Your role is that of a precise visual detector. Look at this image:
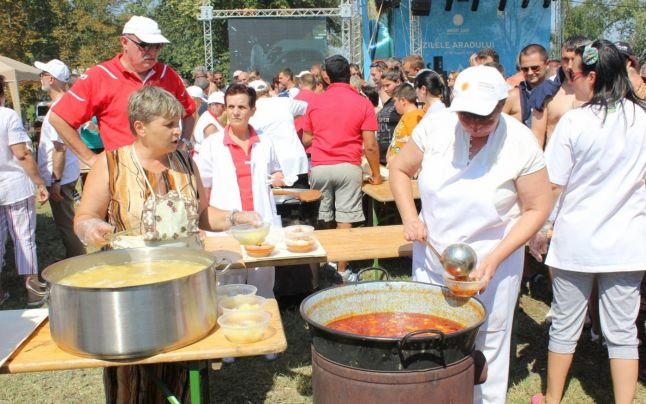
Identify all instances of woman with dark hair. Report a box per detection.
[376,67,403,163]
[414,69,450,116]
[531,39,646,404]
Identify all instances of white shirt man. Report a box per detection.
[248,80,308,179]
[35,59,85,258]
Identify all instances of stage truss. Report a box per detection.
[200,1,363,70]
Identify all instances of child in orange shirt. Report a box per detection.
[386,84,425,166]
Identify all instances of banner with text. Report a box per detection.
[388,1,552,76]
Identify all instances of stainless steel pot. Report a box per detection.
[40,247,230,359]
[300,271,487,371]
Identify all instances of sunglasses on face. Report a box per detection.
[370,61,387,69]
[125,36,164,52]
[520,65,542,73]
[457,110,498,124]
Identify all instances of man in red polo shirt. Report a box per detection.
[49,16,195,168]
[302,55,382,280]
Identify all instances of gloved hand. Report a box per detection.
[528,222,552,263]
[75,218,114,248]
[231,210,263,227]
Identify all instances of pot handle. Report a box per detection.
[25,280,50,305]
[356,266,390,282]
[212,257,233,278]
[397,328,446,368]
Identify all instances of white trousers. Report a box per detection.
[0,197,38,276]
[416,243,522,404]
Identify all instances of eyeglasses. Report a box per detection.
[567,70,586,82]
[457,110,499,124]
[370,61,387,69]
[125,36,164,52]
[520,65,543,73]
[39,72,51,78]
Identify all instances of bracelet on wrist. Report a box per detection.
[227,209,239,227]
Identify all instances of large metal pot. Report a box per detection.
[41,247,229,359]
[300,276,487,371]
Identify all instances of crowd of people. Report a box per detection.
[0,13,644,404]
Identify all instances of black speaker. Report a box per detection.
[445,0,453,11]
[471,0,479,11]
[543,0,551,7]
[411,0,431,16]
[433,56,444,74]
[521,0,530,8]
[498,0,507,11]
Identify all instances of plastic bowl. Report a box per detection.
[230,222,270,245]
[285,236,316,253]
[244,242,275,258]
[217,311,271,344]
[443,274,486,298]
[219,295,268,316]
[217,283,257,298]
[283,225,315,241]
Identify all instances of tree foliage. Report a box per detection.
[563,0,646,59]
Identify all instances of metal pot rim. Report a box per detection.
[42,246,218,291]
[300,280,486,342]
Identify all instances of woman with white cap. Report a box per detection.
[390,65,553,403]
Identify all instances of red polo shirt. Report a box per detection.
[52,54,195,151]
[302,82,377,167]
[223,125,260,211]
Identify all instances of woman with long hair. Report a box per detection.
[414,69,450,116]
[532,39,646,404]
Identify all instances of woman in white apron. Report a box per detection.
[390,66,553,404]
[74,87,261,403]
[197,84,284,298]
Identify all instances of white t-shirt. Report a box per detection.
[412,110,545,233]
[545,100,646,272]
[37,100,80,186]
[0,107,35,205]
[250,97,308,178]
[193,110,223,150]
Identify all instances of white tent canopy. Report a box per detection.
[0,55,41,118]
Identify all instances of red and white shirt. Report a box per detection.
[52,54,195,151]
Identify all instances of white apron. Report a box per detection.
[412,128,523,404]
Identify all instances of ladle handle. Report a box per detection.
[423,239,442,261]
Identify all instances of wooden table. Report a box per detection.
[1,300,286,403]
[203,225,413,267]
[362,179,419,204]
[361,181,419,266]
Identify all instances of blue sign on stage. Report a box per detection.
[375,1,552,76]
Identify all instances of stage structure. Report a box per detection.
[375,0,555,76]
[199,0,558,79]
[202,1,364,78]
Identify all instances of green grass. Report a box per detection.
[0,205,644,403]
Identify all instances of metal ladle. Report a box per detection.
[424,240,477,279]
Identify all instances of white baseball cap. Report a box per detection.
[122,16,170,44]
[34,59,70,83]
[449,65,508,116]
[186,86,207,102]
[232,70,243,78]
[296,70,311,78]
[207,91,225,105]
[248,80,269,93]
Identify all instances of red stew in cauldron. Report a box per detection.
[326,312,464,338]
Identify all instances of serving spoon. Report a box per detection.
[424,239,477,279]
